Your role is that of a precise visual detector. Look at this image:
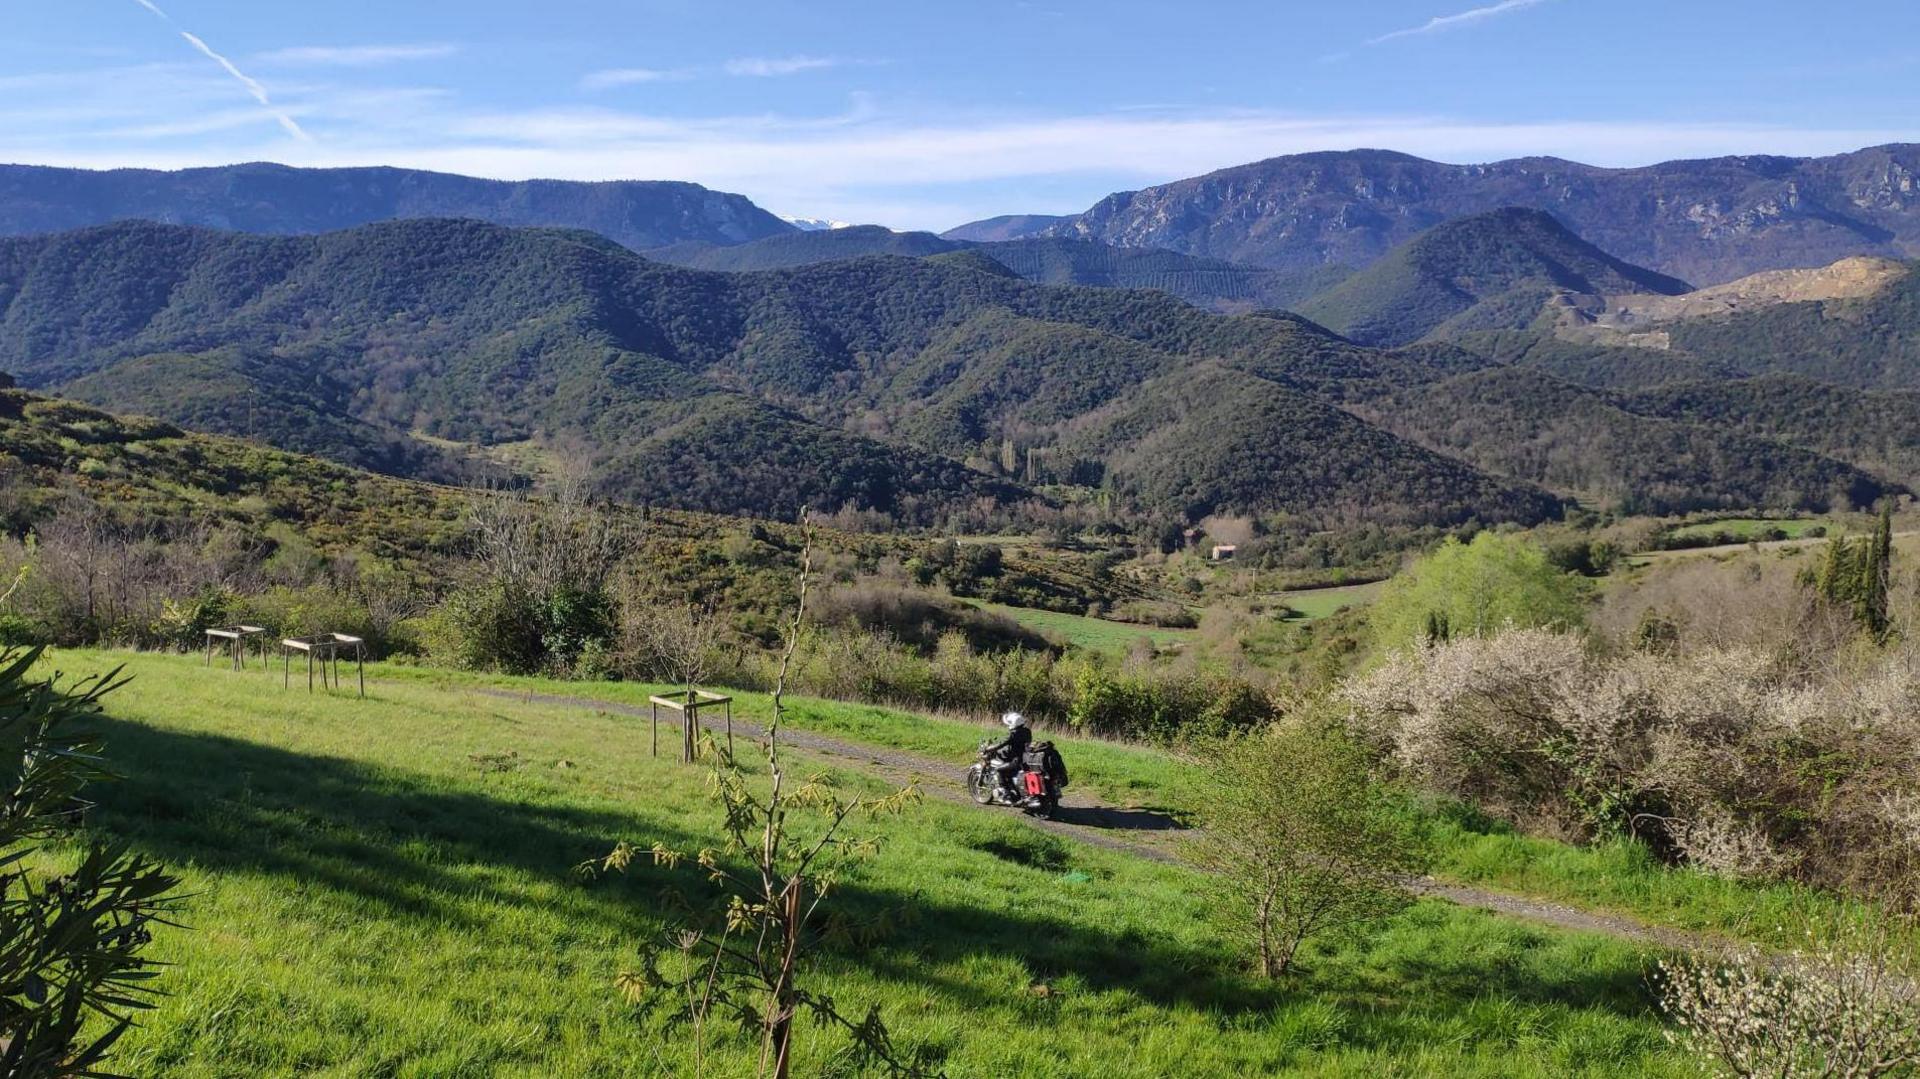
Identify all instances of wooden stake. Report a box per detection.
[682,691,696,764]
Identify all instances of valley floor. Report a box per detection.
[30,649,1848,1076]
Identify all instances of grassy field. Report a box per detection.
[376,663,1871,948]
[1665,516,1829,542]
[30,648,1708,1077]
[972,601,1196,655]
[379,663,1182,811]
[1277,582,1385,622]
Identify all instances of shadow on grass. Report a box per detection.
[83,717,1659,1032]
[1053,803,1186,832]
[85,716,703,928]
[808,881,1660,1026]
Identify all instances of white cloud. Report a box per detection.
[723,55,837,77]
[255,43,460,67]
[1369,0,1556,45]
[56,112,1920,230]
[580,67,694,91]
[9,52,1915,231]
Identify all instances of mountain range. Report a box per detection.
[0,162,798,251]
[1293,208,1691,347]
[997,144,1920,286]
[4,148,1920,529]
[0,217,1586,527]
[13,147,1920,293]
[0,214,1909,529]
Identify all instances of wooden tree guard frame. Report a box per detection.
[280,633,366,697]
[648,689,733,762]
[204,625,268,670]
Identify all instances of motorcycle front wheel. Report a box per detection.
[965,765,994,805]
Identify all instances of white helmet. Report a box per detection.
[1001,711,1026,730]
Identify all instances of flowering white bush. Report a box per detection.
[1339,627,1920,888]
[1674,808,1796,881]
[1657,932,1920,1078]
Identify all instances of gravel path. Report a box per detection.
[472,684,1709,952]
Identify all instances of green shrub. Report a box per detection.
[0,647,184,1076]
[1369,532,1588,650]
[420,580,550,675]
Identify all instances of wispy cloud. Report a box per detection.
[8,54,1914,232]
[724,55,837,78]
[580,67,694,91]
[255,43,459,67]
[128,110,1914,229]
[1368,0,1556,45]
[125,0,309,140]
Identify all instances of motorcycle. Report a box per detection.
[965,738,1068,819]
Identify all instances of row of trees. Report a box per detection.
[1809,504,1896,640]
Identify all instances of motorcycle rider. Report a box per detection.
[984,711,1032,797]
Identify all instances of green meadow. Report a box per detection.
[1276,582,1386,622]
[22,648,1724,1077]
[1664,516,1830,542]
[970,601,1197,655]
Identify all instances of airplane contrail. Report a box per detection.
[1369,0,1556,45]
[127,0,310,140]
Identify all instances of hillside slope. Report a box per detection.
[939,213,1070,241]
[1045,144,1920,284]
[1355,366,1899,514]
[1625,374,1920,487]
[1647,258,1920,390]
[1510,254,1920,392]
[0,386,469,559]
[0,162,796,250]
[0,218,1555,527]
[1295,209,1689,347]
[647,228,1344,312]
[648,225,962,269]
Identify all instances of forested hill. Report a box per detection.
[1471,252,1920,393]
[648,226,965,270]
[1043,144,1920,285]
[5,216,1907,524]
[1655,258,1920,391]
[646,227,1345,312]
[0,162,797,250]
[1296,208,1691,347]
[939,214,1070,242]
[0,217,1563,528]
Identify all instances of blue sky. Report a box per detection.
[5,0,1919,230]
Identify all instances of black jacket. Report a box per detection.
[987,724,1032,763]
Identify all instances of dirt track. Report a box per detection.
[472,684,1708,952]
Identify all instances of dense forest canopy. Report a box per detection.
[1,213,1912,529]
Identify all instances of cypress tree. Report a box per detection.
[1814,531,1857,606]
[1858,504,1893,640]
